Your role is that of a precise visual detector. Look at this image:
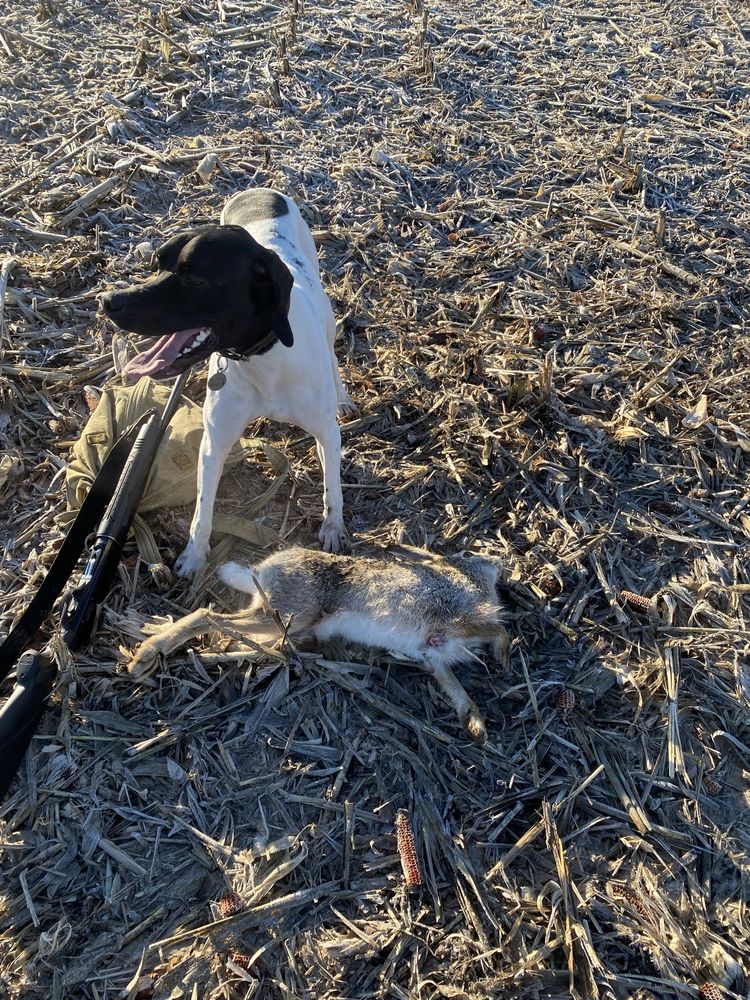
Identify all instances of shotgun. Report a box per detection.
[0,371,190,799]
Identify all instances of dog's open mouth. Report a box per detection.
[123,327,217,381]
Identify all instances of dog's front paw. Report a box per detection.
[174,542,209,578]
[319,518,346,553]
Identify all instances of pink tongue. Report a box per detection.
[123,328,201,380]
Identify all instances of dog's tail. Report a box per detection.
[218,561,259,594]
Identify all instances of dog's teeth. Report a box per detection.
[176,328,212,359]
[178,329,212,357]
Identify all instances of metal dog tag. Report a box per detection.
[207,355,228,391]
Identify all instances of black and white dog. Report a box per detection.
[100,189,355,575]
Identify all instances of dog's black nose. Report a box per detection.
[99,290,127,316]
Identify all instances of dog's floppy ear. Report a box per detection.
[252,253,294,348]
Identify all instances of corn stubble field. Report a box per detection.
[1,0,749,998]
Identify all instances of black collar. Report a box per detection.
[222,329,278,361]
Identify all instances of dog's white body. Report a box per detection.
[175,189,354,577]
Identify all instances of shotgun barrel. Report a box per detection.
[59,371,189,650]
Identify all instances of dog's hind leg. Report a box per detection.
[334,363,356,419]
[324,300,357,418]
[175,380,258,577]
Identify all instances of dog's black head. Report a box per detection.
[99,225,294,381]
